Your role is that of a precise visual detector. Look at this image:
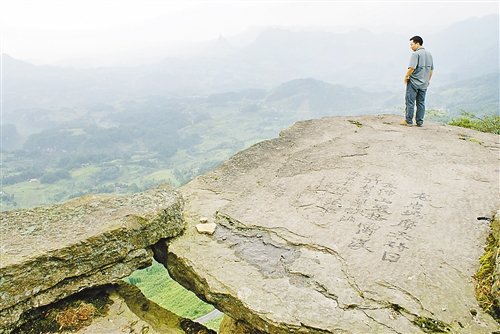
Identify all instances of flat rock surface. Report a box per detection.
[0,184,184,332]
[168,114,500,333]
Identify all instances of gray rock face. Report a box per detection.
[0,184,184,333]
[168,115,500,333]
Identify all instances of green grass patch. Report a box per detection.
[124,261,221,331]
[142,170,174,182]
[474,214,500,323]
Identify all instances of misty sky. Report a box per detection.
[1,0,498,65]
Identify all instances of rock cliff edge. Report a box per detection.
[168,114,500,333]
[1,114,499,333]
[0,184,185,333]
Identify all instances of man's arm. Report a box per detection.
[428,69,433,86]
[404,68,415,85]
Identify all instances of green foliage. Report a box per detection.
[0,192,16,206]
[24,130,86,152]
[413,316,450,333]
[266,78,378,113]
[152,141,178,160]
[424,109,450,123]
[57,153,114,170]
[240,103,260,113]
[93,167,122,183]
[2,167,45,185]
[474,232,500,322]
[1,123,24,151]
[179,133,202,149]
[396,106,500,135]
[40,170,71,184]
[124,261,220,330]
[448,110,500,134]
[432,72,499,116]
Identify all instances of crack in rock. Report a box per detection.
[212,211,456,333]
[213,214,299,279]
[213,212,361,307]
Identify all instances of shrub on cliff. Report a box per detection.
[449,110,500,134]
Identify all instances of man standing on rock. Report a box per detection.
[401,36,434,127]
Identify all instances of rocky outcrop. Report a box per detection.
[2,114,499,334]
[167,114,500,333]
[13,281,216,334]
[0,184,185,333]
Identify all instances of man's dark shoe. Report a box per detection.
[400,120,413,126]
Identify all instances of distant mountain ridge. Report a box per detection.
[265,78,379,114]
[2,14,498,113]
[199,34,240,58]
[432,71,499,115]
[430,14,499,81]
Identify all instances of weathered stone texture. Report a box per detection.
[168,114,500,333]
[0,184,185,333]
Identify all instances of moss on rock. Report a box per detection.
[474,211,500,323]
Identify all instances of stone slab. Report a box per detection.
[0,184,185,333]
[168,115,500,333]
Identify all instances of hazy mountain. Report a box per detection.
[2,14,498,116]
[432,71,499,115]
[265,78,383,116]
[233,15,498,90]
[1,124,24,151]
[2,54,138,113]
[198,35,240,58]
[430,14,499,82]
[239,27,402,76]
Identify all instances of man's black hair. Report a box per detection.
[410,36,424,46]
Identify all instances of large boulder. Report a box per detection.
[0,184,185,333]
[167,114,500,333]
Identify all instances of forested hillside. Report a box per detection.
[2,71,498,211]
[1,14,498,211]
[0,78,386,210]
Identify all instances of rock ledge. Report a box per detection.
[0,184,184,333]
[169,114,500,333]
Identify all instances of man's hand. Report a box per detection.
[404,68,415,85]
